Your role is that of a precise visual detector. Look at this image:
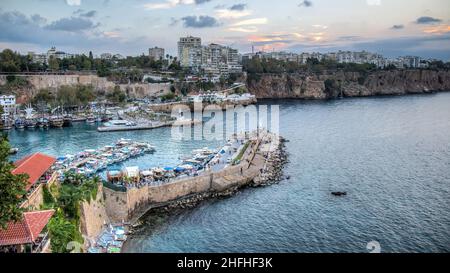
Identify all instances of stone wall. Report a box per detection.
[0,74,172,101]
[79,184,110,241]
[20,184,44,211]
[147,174,212,203]
[103,187,129,223]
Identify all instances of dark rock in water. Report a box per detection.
[331,192,347,197]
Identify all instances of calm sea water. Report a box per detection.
[8,93,450,253]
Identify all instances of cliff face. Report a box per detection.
[246,70,450,99]
[0,74,171,103]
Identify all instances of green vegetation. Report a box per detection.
[107,86,127,104]
[0,135,28,229]
[160,92,176,102]
[243,57,379,75]
[0,49,183,83]
[233,141,250,165]
[47,213,83,253]
[0,49,45,72]
[0,75,30,94]
[45,172,100,253]
[324,79,342,98]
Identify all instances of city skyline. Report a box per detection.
[0,0,449,60]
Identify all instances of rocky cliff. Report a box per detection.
[246,69,450,99]
[0,74,171,103]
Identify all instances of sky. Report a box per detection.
[0,0,449,60]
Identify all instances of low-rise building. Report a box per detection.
[13,153,58,210]
[0,210,55,253]
[0,95,17,116]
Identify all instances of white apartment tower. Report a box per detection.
[178,36,202,69]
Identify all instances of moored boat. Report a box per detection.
[63,115,73,127]
[37,117,49,128]
[86,116,96,124]
[49,116,64,128]
[25,119,37,129]
[15,119,25,130]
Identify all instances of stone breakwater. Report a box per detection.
[158,137,289,212]
[80,131,288,242]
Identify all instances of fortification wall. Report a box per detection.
[0,74,171,100]
[103,187,129,223]
[79,184,110,241]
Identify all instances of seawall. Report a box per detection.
[99,132,274,224]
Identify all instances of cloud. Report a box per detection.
[0,10,111,49]
[216,9,251,19]
[66,0,81,6]
[227,26,258,33]
[181,15,220,28]
[232,18,268,27]
[195,0,213,4]
[45,17,98,32]
[422,25,450,35]
[80,10,97,18]
[230,4,247,11]
[287,34,450,60]
[298,1,313,7]
[416,16,442,24]
[144,0,212,10]
[31,14,47,25]
[391,24,404,30]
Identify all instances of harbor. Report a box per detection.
[53,139,156,177]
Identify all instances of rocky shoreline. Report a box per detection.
[247,70,450,99]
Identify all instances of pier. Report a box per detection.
[97,122,171,132]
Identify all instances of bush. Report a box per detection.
[48,213,83,253]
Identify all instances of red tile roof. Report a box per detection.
[13,153,56,191]
[0,210,54,246]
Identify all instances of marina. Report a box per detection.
[53,139,156,177]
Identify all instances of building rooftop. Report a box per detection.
[0,210,54,246]
[13,153,56,191]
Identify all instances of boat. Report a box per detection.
[9,147,19,154]
[49,116,64,128]
[37,118,49,128]
[72,116,87,122]
[331,192,347,197]
[63,115,73,127]
[15,119,25,130]
[2,118,13,130]
[25,119,37,129]
[86,116,96,124]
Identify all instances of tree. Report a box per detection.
[48,56,60,71]
[48,213,82,253]
[0,49,20,72]
[107,86,126,104]
[0,135,28,229]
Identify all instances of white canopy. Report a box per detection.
[124,166,140,178]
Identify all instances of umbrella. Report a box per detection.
[164,167,174,171]
[175,167,186,172]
